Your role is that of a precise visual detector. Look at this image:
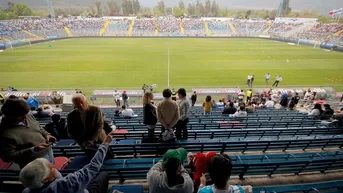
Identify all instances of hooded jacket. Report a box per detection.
[147,160,193,193]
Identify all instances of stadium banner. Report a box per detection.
[3,90,75,98]
[192,88,241,95]
[47,36,58,39]
[92,90,144,97]
[252,87,336,99]
[274,17,318,23]
[259,35,270,38]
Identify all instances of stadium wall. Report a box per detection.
[5,36,343,53]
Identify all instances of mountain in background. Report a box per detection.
[0,0,342,16]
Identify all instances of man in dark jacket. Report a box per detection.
[321,104,334,120]
[122,91,129,107]
[0,98,56,168]
[45,114,68,140]
[222,102,237,115]
[67,94,110,158]
[191,91,197,107]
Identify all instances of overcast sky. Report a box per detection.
[1,0,343,16]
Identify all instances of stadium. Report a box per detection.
[1,0,343,193]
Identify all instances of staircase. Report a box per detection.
[99,19,110,36]
[0,36,10,42]
[22,30,43,39]
[203,21,211,36]
[127,19,135,36]
[64,26,73,37]
[154,24,158,36]
[228,22,237,34]
[180,22,184,35]
[263,21,273,35]
[334,28,343,36]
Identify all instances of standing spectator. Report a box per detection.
[45,114,68,140]
[232,106,247,117]
[0,99,56,168]
[279,93,289,109]
[203,96,212,116]
[113,89,121,107]
[0,92,4,104]
[265,73,271,85]
[191,91,197,107]
[171,89,177,101]
[67,94,109,158]
[34,107,52,118]
[308,103,323,116]
[122,91,129,107]
[121,105,135,118]
[147,148,194,193]
[272,75,282,87]
[238,90,245,103]
[288,97,296,110]
[24,93,40,110]
[143,92,157,141]
[176,88,190,140]
[271,91,281,103]
[246,89,252,102]
[321,104,334,120]
[19,135,112,193]
[293,92,300,106]
[198,154,245,193]
[222,102,237,115]
[157,89,179,137]
[188,152,216,190]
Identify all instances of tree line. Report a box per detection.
[0,0,339,22]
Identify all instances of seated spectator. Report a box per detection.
[19,135,112,193]
[321,104,334,120]
[265,98,275,108]
[45,114,68,140]
[245,102,255,113]
[198,154,245,193]
[0,98,56,168]
[30,106,38,115]
[233,100,239,108]
[222,102,237,115]
[43,104,54,115]
[147,148,193,193]
[114,109,121,117]
[232,106,247,117]
[308,103,323,116]
[34,107,52,118]
[187,152,216,191]
[203,96,212,115]
[121,105,135,118]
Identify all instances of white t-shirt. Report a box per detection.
[247,75,252,80]
[232,111,247,117]
[276,76,282,81]
[238,92,245,99]
[265,100,275,108]
[121,109,134,117]
[113,92,120,100]
[265,74,271,80]
[271,94,280,101]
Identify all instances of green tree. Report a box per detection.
[179,0,185,10]
[173,7,185,17]
[133,0,140,14]
[6,12,18,19]
[122,0,133,15]
[187,3,196,15]
[0,10,7,20]
[157,0,165,15]
[318,15,329,23]
[95,0,102,15]
[211,0,219,17]
[107,0,120,15]
[13,3,33,16]
[287,12,298,18]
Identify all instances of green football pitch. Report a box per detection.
[1,38,343,92]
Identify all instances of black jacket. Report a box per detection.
[143,104,157,125]
[222,106,237,115]
[321,108,334,120]
[191,94,197,102]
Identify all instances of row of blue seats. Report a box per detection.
[115,120,322,131]
[1,151,342,181]
[51,135,343,157]
[111,126,342,140]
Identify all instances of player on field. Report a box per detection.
[272,75,282,87]
[265,73,271,85]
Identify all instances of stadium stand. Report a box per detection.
[103,19,131,36]
[183,19,206,36]
[207,20,232,36]
[131,19,156,36]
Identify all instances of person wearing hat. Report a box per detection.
[176,88,190,140]
[147,148,193,193]
[0,98,56,168]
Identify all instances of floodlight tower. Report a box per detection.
[45,0,55,18]
[276,0,290,18]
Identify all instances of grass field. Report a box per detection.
[1,38,343,92]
